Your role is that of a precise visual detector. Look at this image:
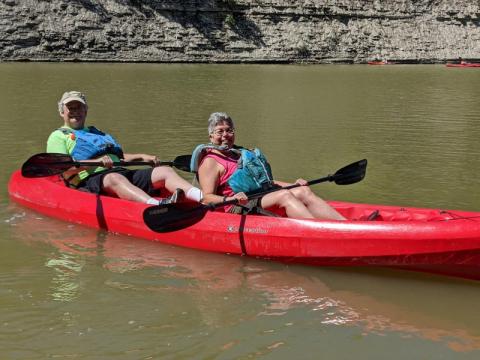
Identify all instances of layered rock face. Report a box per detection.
[1,0,479,63]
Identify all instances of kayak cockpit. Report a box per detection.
[333,203,460,222]
[43,174,462,223]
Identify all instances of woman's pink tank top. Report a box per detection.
[199,151,238,211]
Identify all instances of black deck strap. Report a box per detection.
[238,214,248,256]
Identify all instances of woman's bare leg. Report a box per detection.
[289,186,346,220]
[260,190,315,219]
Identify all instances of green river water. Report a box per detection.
[1,63,480,359]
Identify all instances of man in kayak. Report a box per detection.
[194,112,345,220]
[47,91,203,206]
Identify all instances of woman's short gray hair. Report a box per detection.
[208,112,235,134]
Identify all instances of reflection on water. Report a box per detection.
[45,253,85,302]
[5,208,480,357]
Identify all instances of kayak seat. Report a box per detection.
[249,206,280,217]
[234,203,280,217]
[355,209,382,221]
[367,210,380,221]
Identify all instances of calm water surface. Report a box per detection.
[1,63,480,359]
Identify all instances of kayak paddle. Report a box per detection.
[21,152,192,178]
[143,159,367,232]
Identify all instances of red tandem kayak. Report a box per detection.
[8,170,480,281]
[446,63,480,68]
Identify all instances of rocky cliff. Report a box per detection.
[1,0,479,63]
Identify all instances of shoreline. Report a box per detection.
[2,58,478,65]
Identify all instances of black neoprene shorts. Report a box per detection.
[77,167,154,195]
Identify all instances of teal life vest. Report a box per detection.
[190,144,274,194]
[58,126,124,161]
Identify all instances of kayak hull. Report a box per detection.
[8,170,480,281]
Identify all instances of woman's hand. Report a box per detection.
[226,192,248,205]
[295,178,308,186]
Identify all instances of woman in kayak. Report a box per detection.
[47,90,203,206]
[194,112,346,220]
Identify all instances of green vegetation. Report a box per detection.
[225,14,236,27]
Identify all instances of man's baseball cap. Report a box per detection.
[59,91,87,106]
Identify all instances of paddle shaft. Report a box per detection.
[207,174,336,210]
[143,158,366,232]
[21,152,193,177]
[63,160,171,168]
[204,159,367,210]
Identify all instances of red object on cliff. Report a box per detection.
[368,61,389,65]
[8,170,480,282]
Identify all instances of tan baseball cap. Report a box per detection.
[59,91,87,105]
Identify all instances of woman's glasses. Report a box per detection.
[213,128,235,136]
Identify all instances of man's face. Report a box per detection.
[61,101,87,129]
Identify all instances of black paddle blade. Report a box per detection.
[21,153,74,178]
[333,159,367,185]
[173,155,192,172]
[143,203,208,233]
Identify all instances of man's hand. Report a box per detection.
[99,155,114,168]
[142,154,159,166]
[123,153,159,166]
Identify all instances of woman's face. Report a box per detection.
[210,121,235,148]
